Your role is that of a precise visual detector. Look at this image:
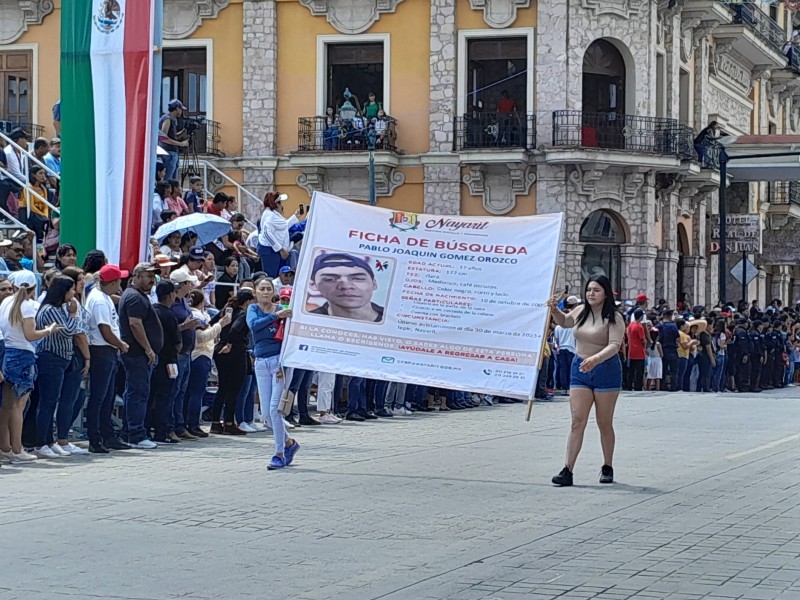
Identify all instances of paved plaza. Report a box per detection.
[2,387,800,600]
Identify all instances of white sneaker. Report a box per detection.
[0,449,14,464]
[282,418,296,430]
[248,422,267,432]
[238,422,257,433]
[11,450,37,463]
[132,439,158,449]
[63,443,89,455]
[50,444,71,457]
[319,413,340,424]
[34,445,61,459]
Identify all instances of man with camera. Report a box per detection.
[159,99,189,181]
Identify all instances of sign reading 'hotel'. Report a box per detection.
[708,215,761,254]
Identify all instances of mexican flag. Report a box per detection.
[60,0,162,268]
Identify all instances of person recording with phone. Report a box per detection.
[257,191,305,278]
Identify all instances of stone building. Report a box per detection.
[1,0,799,304]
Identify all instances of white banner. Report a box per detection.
[281,192,564,399]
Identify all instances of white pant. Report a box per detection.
[316,372,335,412]
[255,356,287,455]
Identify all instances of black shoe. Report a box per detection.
[153,436,180,444]
[497,397,516,404]
[103,437,130,450]
[375,409,394,418]
[552,466,573,487]
[89,443,110,454]
[345,413,366,422]
[403,404,418,412]
[446,402,464,410]
[599,465,614,484]
[364,411,379,420]
[201,409,213,422]
[188,427,209,438]
[286,415,299,425]
[298,416,321,426]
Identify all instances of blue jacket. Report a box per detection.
[246,304,282,358]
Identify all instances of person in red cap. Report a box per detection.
[84,264,130,453]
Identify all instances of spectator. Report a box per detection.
[215,256,239,311]
[165,180,189,216]
[496,90,520,146]
[363,91,382,119]
[32,275,80,459]
[553,295,579,394]
[210,289,254,436]
[84,264,129,453]
[153,181,169,231]
[149,280,182,444]
[0,270,60,464]
[169,270,200,441]
[694,121,718,167]
[158,99,189,181]
[272,266,295,291]
[645,328,663,391]
[205,192,227,216]
[53,100,61,136]
[119,263,164,449]
[183,177,202,213]
[55,243,78,271]
[160,231,182,262]
[200,251,217,308]
[220,195,238,221]
[257,191,302,277]
[32,138,50,165]
[4,128,29,183]
[626,309,647,391]
[82,249,108,296]
[322,106,341,151]
[43,138,61,187]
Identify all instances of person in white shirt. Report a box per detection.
[3,128,29,184]
[84,264,130,453]
[257,191,303,278]
[272,266,295,292]
[553,296,579,394]
[0,270,60,463]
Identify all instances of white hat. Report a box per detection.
[8,270,37,289]
[566,295,580,305]
[169,270,198,284]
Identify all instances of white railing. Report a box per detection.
[0,165,59,218]
[0,130,60,183]
[199,160,260,229]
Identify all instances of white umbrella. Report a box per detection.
[154,213,232,246]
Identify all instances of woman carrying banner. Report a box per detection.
[546,275,625,486]
[257,191,303,278]
[246,277,298,470]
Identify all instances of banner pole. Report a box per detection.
[526,264,562,422]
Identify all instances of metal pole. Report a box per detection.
[718,148,728,304]
[368,128,377,206]
[742,249,747,305]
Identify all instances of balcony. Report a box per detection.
[454,112,535,152]
[714,1,787,67]
[0,120,44,140]
[197,118,222,157]
[549,110,695,168]
[296,116,398,153]
[766,181,800,225]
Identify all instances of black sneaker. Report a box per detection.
[599,465,614,484]
[363,411,379,420]
[103,437,130,450]
[375,409,394,418]
[345,412,366,422]
[551,466,573,487]
[89,443,110,454]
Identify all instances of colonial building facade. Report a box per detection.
[2,0,799,305]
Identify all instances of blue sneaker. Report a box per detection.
[284,440,300,466]
[267,455,286,470]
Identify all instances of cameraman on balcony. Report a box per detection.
[158,99,189,181]
[694,121,718,169]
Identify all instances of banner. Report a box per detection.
[281,193,564,399]
[61,0,161,268]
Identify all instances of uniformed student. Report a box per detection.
[732,318,752,393]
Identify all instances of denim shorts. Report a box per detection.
[570,355,622,393]
[3,347,37,399]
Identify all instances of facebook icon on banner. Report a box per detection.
[299,345,309,351]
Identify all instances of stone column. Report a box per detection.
[562,242,584,294]
[620,245,658,300]
[682,256,708,307]
[424,0,459,214]
[655,249,679,305]
[693,36,711,131]
[771,266,792,305]
[664,13,681,121]
[242,0,277,211]
[534,0,568,147]
[791,278,800,305]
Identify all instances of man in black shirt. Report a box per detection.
[658,311,680,391]
[149,281,182,444]
[119,262,164,448]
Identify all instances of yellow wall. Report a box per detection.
[189,2,244,157]
[275,0,430,155]
[12,1,61,138]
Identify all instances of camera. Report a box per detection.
[180,115,206,134]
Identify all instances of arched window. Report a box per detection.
[580,210,626,295]
[583,39,627,114]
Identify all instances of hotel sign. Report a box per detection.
[708,215,761,253]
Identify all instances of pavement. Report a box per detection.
[2,387,800,600]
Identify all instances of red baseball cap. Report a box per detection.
[636,294,649,303]
[98,264,129,282]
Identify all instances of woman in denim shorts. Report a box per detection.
[546,275,625,487]
[0,270,61,464]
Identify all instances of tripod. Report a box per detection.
[179,129,202,186]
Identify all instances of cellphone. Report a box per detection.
[564,285,570,295]
[225,307,233,319]
[298,203,305,215]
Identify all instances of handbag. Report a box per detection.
[277,380,295,417]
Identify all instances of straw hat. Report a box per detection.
[686,317,707,333]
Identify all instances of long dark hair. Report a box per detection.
[229,289,254,317]
[39,275,74,310]
[576,275,618,328]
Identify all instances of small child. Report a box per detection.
[646,327,663,391]
[183,177,203,213]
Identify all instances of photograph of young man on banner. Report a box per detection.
[305,249,395,324]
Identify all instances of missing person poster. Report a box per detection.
[281,192,564,399]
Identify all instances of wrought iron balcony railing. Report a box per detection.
[718,0,785,55]
[453,112,535,151]
[200,118,222,157]
[552,111,693,159]
[768,182,800,205]
[297,116,398,152]
[0,120,44,141]
[787,47,800,74]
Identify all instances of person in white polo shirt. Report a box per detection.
[84,264,130,454]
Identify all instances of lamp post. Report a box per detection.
[367,125,377,206]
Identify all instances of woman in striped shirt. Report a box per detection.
[32,275,79,459]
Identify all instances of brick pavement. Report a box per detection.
[1,387,799,600]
